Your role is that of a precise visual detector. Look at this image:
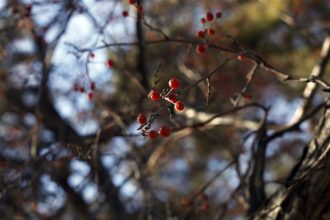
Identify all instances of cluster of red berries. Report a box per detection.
[89,52,114,68]
[149,77,185,111]
[137,77,185,140]
[196,11,223,54]
[74,53,114,101]
[73,81,95,100]
[137,113,171,140]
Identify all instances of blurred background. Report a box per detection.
[0,0,329,219]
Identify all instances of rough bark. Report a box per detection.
[251,101,330,220]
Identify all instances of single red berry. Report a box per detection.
[216,12,222,19]
[207,28,215,35]
[90,81,95,90]
[73,83,80,92]
[166,93,177,103]
[243,94,252,101]
[201,18,206,24]
[137,113,147,125]
[202,203,210,211]
[122,11,128,17]
[79,87,85,93]
[89,52,94,59]
[149,90,160,101]
[87,92,93,100]
[148,130,158,140]
[206,12,214,21]
[196,44,206,54]
[137,5,143,16]
[159,126,170,137]
[175,101,185,111]
[168,77,181,90]
[197,30,205,38]
[106,59,114,68]
[237,55,245,61]
[129,0,136,4]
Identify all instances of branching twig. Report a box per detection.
[267,102,327,142]
[289,35,330,123]
[231,63,259,106]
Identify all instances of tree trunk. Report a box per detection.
[252,100,330,220]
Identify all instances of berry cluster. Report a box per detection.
[72,53,115,101]
[137,113,171,140]
[89,52,114,68]
[137,77,185,140]
[148,77,185,111]
[73,81,95,100]
[196,11,223,54]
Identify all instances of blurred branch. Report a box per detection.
[76,36,330,93]
[267,102,327,142]
[175,102,268,132]
[193,161,235,199]
[182,56,234,92]
[248,107,269,215]
[289,35,330,124]
[184,161,235,219]
[52,160,95,220]
[136,0,148,90]
[231,63,259,106]
[97,157,129,219]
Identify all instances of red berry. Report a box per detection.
[237,55,245,61]
[149,90,160,101]
[87,92,93,100]
[90,81,95,90]
[196,44,206,54]
[197,30,205,38]
[166,93,177,103]
[216,12,222,19]
[175,101,185,111]
[206,12,214,21]
[159,126,170,137]
[168,77,181,90]
[89,52,94,59]
[243,94,252,101]
[202,203,210,211]
[122,11,128,17]
[148,130,158,140]
[79,87,85,93]
[201,18,206,24]
[207,28,215,35]
[137,113,147,124]
[137,5,143,16]
[129,0,136,4]
[106,59,114,68]
[73,83,80,92]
